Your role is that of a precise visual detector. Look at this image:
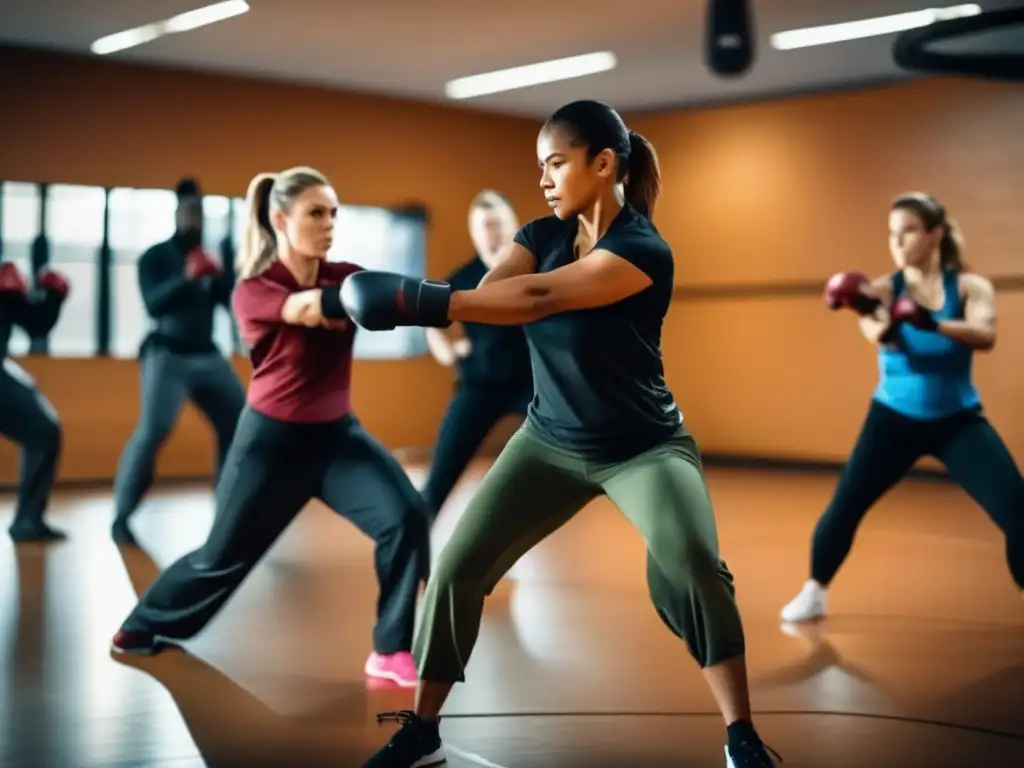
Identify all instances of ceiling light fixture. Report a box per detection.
[770,4,982,50]
[444,51,618,100]
[91,0,250,55]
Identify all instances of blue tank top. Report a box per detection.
[872,269,980,420]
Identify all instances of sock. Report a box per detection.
[727,719,760,747]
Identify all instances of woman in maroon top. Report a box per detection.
[110,166,430,688]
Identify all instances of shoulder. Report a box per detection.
[513,214,572,255]
[601,218,673,281]
[958,271,994,298]
[139,240,172,263]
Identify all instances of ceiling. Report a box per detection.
[2,0,1019,117]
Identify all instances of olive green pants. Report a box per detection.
[413,421,746,683]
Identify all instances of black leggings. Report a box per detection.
[114,344,245,522]
[422,383,530,521]
[811,400,1024,590]
[0,360,62,530]
[122,408,431,654]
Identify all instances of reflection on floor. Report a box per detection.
[1,462,1022,766]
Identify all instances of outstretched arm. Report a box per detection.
[234,281,334,330]
[477,243,537,289]
[447,248,652,325]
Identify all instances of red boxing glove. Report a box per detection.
[186,248,221,280]
[0,262,28,299]
[824,271,881,315]
[889,295,938,331]
[38,267,70,299]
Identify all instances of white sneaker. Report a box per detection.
[780,579,827,623]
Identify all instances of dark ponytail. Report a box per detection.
[625,130,662,219]
[938,216,967,272]
[544,99,661,218]
[891,192,968,273]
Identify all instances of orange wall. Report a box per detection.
[629,77,1024,465]
[1,46,1023,486]
[0,45,543,484]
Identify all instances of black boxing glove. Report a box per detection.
[337,270,452,331]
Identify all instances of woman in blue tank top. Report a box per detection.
[782,192,1024,624]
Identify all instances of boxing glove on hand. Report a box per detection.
[186,248,221,280]
[0,262,29,300]
[37,268,70,298]
[339,271,452,331]
[889,295,938,331]
[824,271,881,315]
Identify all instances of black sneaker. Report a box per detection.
[363,711,445,767]
[726,738,783,767]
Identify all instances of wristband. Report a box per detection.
[320,286,346,319]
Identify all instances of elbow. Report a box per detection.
[977,333,997,352]
[524,289,561,322]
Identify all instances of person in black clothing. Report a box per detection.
[0,261,70,542]
[111,178,246,545]
[421,190,532,521]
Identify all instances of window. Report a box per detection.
[0,182,41,357]
[202,195,238,356]
[1,181,427,361]
[46,184,106,357]
[329,205,428,359]
[108,187,177,358]
[231,197,248,253]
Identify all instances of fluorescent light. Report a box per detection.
[90,0,250,55]
[164,0,251,33]
[770,4,982,50]
[445,51,618,100]
[91,25,163,55]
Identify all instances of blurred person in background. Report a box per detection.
[421,190,533,523]
[782,192,1024,624]
[0,259,70,541]
[111,177,245,546]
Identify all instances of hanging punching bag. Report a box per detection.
[705,0,755,77]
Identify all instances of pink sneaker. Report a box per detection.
[364,651,418,688]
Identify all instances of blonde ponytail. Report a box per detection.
[238,173,278,279]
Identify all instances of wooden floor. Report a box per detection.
[1,461,1022,767]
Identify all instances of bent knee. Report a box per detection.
[23,416,62,455]
[649,540,724,588]
[376,497,430,539]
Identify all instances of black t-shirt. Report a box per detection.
[513,204,682,461]
[447,256,532,389]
